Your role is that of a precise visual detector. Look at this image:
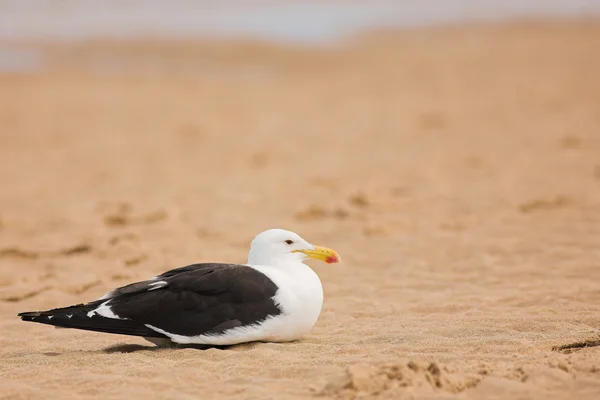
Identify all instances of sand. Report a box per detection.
[1,19,600,400]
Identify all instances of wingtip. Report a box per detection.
[18,311,41,319]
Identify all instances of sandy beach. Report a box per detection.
[1,19,600,399]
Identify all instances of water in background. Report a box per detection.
[1,0,599,44]
[1,0,599,72]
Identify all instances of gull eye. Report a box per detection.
[284,240,294,245]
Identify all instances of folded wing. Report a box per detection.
[18,263,282,339]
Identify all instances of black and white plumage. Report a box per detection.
[18,229,341,347]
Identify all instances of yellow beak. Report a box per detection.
[293,246,341,264]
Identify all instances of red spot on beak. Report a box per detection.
[325,254,341,264]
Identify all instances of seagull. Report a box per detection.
[18,229,341,347]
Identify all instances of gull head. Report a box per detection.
[247,229,341,267]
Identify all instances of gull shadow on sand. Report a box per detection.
[101,343,231,353]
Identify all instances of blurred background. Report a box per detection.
[1,1,600,399]
[2,0,600,70]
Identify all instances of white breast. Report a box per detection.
[251,263,324,342]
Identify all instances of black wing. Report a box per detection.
[18,263,282,339]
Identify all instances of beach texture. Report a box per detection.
[1,20,600,399]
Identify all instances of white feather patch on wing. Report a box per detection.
[147,281,168,291]
[87,300,125,320]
